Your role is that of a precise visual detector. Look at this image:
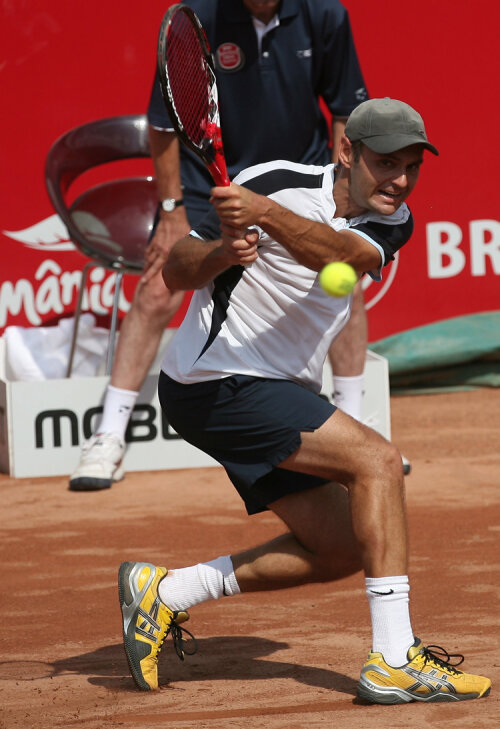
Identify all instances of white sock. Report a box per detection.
[332,374,364,421]
[97,385,138,440]
[158,555,240,612]
[365,576,414,667]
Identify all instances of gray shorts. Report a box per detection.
[158,372,336,514]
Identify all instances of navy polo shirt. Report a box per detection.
[148,0,368,217]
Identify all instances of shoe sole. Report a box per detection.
[69,477,113,491]
[357,680,490,704]
[118,561,156,691]
[69,466,125,492]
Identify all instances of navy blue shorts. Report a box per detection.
[158,372,336,515]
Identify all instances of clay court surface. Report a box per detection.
[1,388,499,728]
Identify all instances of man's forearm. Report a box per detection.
[255,196,354,271]
[162,235,232,291]
[148,126,184,201]
[211,184,380,273]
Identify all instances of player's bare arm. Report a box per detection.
[163,229,259,291]
[211,183,381,274]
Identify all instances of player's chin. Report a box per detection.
[371,194,404,215]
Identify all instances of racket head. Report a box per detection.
[157,4,230,186]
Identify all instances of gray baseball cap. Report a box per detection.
[345,97,439,156]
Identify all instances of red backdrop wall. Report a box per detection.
[1,1,498,342]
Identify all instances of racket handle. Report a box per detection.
[209,153,230,186]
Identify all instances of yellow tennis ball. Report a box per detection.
[319,262,357,297]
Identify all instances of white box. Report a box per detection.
[0,334,390,478]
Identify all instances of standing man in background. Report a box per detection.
[70,0,371,491]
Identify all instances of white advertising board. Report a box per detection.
[0,343,389,478]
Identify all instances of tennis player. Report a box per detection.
[118,98,491,703]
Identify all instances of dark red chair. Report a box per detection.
[45,114,158,376]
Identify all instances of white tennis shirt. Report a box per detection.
[162,160,412,393]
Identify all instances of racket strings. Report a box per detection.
[166,16,214,146]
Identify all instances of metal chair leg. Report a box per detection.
[105,271,124,375]
[67,262,93,377]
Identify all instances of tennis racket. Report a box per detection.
[157,4,230,187]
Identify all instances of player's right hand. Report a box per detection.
[211,182,266,231]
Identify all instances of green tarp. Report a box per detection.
[369,311,500,394]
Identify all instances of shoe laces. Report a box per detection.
[168,619,198,661]
[421,644,465,675]
[82,433,122,461]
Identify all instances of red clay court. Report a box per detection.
[1,388,499,728]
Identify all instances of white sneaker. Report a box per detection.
[402,455,411,475]
[69,433,125,491]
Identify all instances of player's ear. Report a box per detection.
[338,136,354,168]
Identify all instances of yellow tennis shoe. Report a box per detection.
[118,561,197,691]
[357,638,491,704]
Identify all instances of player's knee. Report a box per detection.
[380,440,404,478]
[164,288,185,316]
[134,276,183,319]
[358,431,403,481]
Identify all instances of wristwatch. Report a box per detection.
[161,197,184,212]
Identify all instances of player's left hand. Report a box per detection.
[220,228,259,266]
